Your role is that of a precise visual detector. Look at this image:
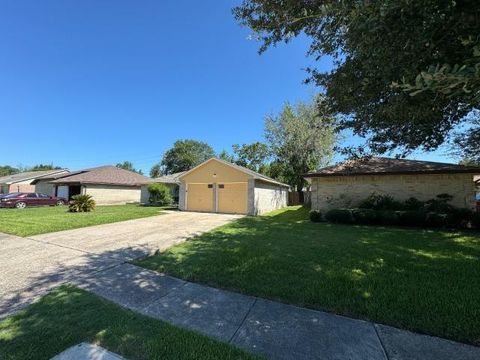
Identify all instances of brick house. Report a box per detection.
[304,157,480,211]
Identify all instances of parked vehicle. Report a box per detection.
[0,192,68,209]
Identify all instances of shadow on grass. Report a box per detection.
[137,206,480,346]
[0,285,259,360]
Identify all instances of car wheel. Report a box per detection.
[56,200,65,206]
[15,202,27,209]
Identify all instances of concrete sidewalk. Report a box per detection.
[73,263,480,360]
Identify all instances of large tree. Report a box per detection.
[149,164,162,178]
[234,1,480,157]
[161,139,215,174]
[265,95,336,201]
[232,142,271,174]
[0,165,19,177]
[29,164,62,171]
[115,161,144,175]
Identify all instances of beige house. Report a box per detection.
[305,157,480,211]
[0,169,69,194]
[49,166,150,205]
[140,171,185,204]
[177,158,289,215]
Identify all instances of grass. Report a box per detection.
[135,206,480,346]
[0,285,258,360]
[0,204,164,236]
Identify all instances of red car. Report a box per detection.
[0,192,68,209]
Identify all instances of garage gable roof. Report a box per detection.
[304,157,480,177]
[0,169,69,185]
[50,165,151,186]
[179,158,289,187]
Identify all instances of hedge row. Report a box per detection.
[310,208,480,229]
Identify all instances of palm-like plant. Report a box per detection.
[69,194,96,212]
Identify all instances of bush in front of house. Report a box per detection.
[318,193,479,229]
[397,210,427,227]
[69,194,96,213]
[147,183,173,206]
[325,209,354,224]
[358,193,404,210]
[309,210,323,222]
[352,208,378,225]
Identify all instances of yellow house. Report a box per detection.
[178,158,289,215]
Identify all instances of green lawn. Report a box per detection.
[0,205,163,237]
[136,206,480,346]
[0,286,258,360]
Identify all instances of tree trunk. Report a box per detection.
[297,182,304,204]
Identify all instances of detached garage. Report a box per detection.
[178,158,289,215]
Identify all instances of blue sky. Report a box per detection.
[0,0,454,174]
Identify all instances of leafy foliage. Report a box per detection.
[147,183,173,206]
[234,1,480,155]
[220,142,271,175]
[68,194,96,213]
[29,163,62,171]
[161,139,215,174]
[232,142,271,173]
[309,209,322,222]
[358,193,403,211]
[0,165,19,177]
[265,95,336,196]
[150,163,162,178]
[115,161,143,175]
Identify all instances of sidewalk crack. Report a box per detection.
[373,323,390,360]
[228,298,257,344]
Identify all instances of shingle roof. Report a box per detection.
[304,157,480,177]
[146,171,186,185]
[0,169,69,184]
[50,166,151,186]
[179,158,290,187]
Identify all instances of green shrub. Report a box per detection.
[309,210,323,222]
[425,212,447,228]
[472,212,480,228]
[325,209,354,224]
[358,193,403,210]
[424,193,454,213]
[147,183,173,206]
[376,210,400,226]
[446,208,474,229]
[352,208,378,225]
[403,197,424,210]
[398,210,427,227]
[69,194,96,213]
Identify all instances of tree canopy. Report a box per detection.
[0,166,19,177]
[115,161,144,175]
[149,163,162,178]
[234,1,480,158]
[161,139,215,174]
[265,95,336,197]
[29,164,62,171]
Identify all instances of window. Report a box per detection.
[38,193,49,198]
[27,193,37,198]
[219,184,225,189]
[208,184,213,188]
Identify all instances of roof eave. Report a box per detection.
[304,169,480,178]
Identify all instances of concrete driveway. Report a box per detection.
[0,211,241,317]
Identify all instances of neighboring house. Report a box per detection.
[49,166,151,205]
[0,169,69,194]
[305,157,480,211]
[140,171,185,204]
[178,158,289,215]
